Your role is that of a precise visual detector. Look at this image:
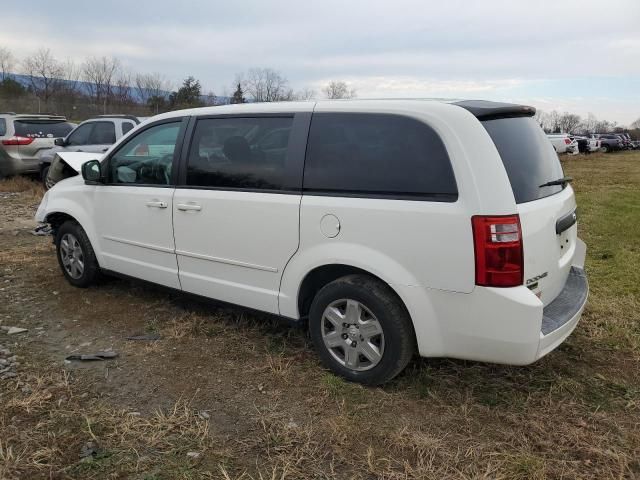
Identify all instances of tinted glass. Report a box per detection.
[122,122,135,135]
[89,122,116,144]
[482,117,564,204]
[67,123,92,146]
[186,117,293,190]
[304,113,457,200]
[109,122,180,185]
[14,120,74,138]
[0,118,6,136]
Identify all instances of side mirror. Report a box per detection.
[81,160,103,184]
[54,137,66,146]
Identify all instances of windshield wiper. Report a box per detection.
[539,176,573,188]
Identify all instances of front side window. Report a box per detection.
[88,122,116,144]
[67,123,92,146]
[108,122,180,185]
[185,117,293,190]
[303,113,457,200]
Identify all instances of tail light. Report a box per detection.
[563,138,571,145]
[2,136,34,146]
[472,215,523,287]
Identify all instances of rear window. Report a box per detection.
[14,120,74,139]
[0,118,6,136]
[482,117,564,204]
[304,113,457,201]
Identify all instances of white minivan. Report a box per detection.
[36,100,588,385]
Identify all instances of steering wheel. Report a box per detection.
[158,154,173,184]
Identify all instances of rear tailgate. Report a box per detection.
[481,116,579,305]
[14,118,74,165]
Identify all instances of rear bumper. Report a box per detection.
[0,152,38,176]
[537,267,588,358]
[399,243,588,365]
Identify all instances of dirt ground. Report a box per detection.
[1,153,639,479]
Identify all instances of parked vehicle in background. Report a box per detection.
[0,113,75,178]
[592,134,623,153]
[569,135,600,154]
[36,99,588,385]
[547,134,577,154]
[614,133,632,150]
[630,140,640,150]
[39,115,141,186]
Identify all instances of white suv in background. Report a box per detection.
[36,100,588,385]
[546,133,577,154]
[39,115,140,187]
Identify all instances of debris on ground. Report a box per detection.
[0,344,19,380]
[65,351,119,361]
[79,441,100,460]
[1,326,28,335]
[126,333,161,341]
[31,224,52,236]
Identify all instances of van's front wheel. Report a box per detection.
[55,221,100,288]
[309,274,415,385]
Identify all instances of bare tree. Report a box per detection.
[112,69,133,105]
[0,47,15,81]
[580,113,598,134]
[533,109,546,129]
[630,118,640,130]
[294,87,316,101]
[324,81,356,99]
[22,48,64,104]
[241,68,290,102]
[57,58,82,98]
[558,112,581,134]
[135,72,171,113]
[83,56,121,106]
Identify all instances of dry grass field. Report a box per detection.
[0,151,638,479]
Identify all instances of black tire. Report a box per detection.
[55,220,100,288]
[41,165,50,190]
[600,144,610,153]
[308,274,415,385]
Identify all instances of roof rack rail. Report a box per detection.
[0,112,17,115]
[96,114,140,123]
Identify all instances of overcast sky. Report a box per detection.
[2,0,639,124]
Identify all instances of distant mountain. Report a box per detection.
[6,73,230,104]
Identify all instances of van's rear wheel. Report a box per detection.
[55,221,100,288]
[309,274,415,385]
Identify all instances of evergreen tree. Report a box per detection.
[169,76,204,109]
[231,82,245,104]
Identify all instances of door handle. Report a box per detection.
[176,203,202,211]
[146,200,168,208]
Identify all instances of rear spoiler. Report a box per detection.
[453,100,536,121]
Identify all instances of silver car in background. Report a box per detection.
[0,113,75,178]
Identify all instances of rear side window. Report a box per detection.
[482,117,564,204]
[122,122,135,135]
[0,118,6,136]
[88,122,116,144]
[14,120,74,138]
[303,113,457,200]
[185,117,293,190]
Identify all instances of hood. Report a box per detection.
[56,152,104,172]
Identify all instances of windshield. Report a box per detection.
[482,116,565,204]
[14,120,74,139]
